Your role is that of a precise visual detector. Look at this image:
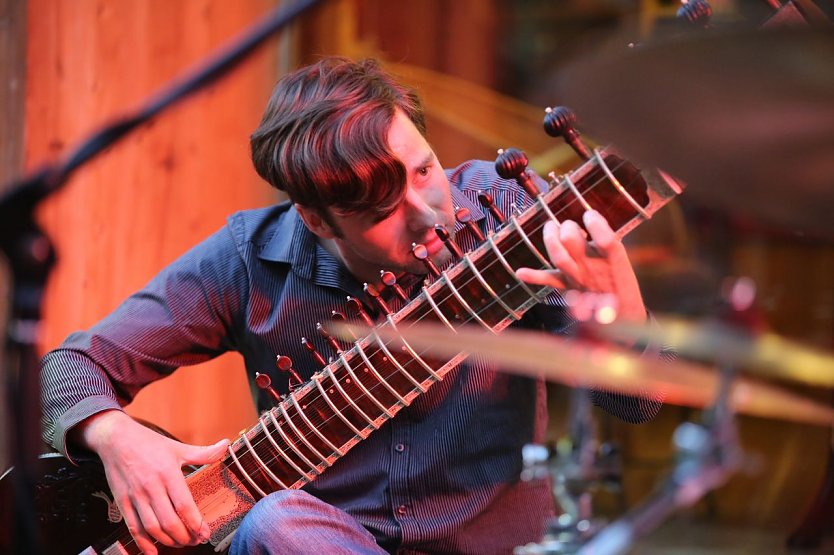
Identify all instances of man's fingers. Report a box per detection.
[542,220,580,280]
[181,438,230,466]
[515,268,567,290]
[559,219,592,260]
[144,484,197,547]
[583,210,620,255]
[165,474,210,542]
[120,497,159,555]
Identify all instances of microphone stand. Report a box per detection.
[0,0,323,552]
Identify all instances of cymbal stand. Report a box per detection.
[576,364,743,555]
[514,388,622,554]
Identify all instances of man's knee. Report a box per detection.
[231,490,383,555]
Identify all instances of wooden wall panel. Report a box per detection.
[0,0,27,473]
[28,0,286,445]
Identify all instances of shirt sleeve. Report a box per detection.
[41,224,249,459]
[524,301,674,423]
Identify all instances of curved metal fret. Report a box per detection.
[421,287,456,331]
[267,409,320,475]
[347,343,410,404]
[593,148,650,219]
[462,254,520,320]
[356,334,428,393]
[313,375,365,437]
[324,366,379,430]
[509,216,553,269]
[385,314,440,380]
[287,393,344,456]
[372,325,439,383]
[278,402,330,467]
[227,444,267,498]
[339,352,395,418]
[486,234,544,300]
[440,272,494,331]
[241,428,289,489]
[553,171,592,212]
[537,194,560,226]
[260,412,313,481]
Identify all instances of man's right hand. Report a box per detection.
[75,410,230,555]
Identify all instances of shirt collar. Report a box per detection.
[256,205,362,293]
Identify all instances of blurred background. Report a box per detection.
[2,0,834,551]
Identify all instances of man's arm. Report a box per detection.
[41,224,246,553]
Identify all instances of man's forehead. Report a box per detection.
[387,110,430,155]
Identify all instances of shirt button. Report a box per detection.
[397,505,407,516]
[394,443,406,453]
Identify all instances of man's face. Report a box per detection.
[325,110,456,284]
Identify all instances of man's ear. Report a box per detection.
[295,203,338,239]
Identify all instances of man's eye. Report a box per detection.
[417,167,430,177]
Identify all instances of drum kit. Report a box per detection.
[360,5,834,554]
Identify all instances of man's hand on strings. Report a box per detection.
[76,410,229,555]
[516,209,647,324]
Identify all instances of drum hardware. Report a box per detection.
[577,362,744,555]
[515,389,621,554]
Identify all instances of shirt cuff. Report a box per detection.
[53,396,124,464]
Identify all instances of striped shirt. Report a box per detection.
[41,160,663,553]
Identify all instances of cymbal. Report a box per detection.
[557,28,834,240]
[337,322,834,427]
[596,315,834,388]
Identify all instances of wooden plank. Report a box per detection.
[0,0,27,474]
[28,0,286,445]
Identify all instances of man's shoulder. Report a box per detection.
[224,201,294,247]
[447,158,549,200]
[445,159,499,191]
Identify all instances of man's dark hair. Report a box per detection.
[251,57,426,224]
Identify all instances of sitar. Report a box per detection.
[4,146,683,554]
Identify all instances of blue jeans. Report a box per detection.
[230,490,388,554]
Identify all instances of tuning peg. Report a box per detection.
[380,270,409,302]
[255,371,283,403]
[301,337,327,367]
[276,354,304,390]
[495,148,540,199]
[411,243,441,277]
[346,296,375,327]
[477,192,506,225]
[454,207,485,242]
[544,106,591,161]
[317,322,343,353]
[434,225,462,259]
[331,309,358,341]
[364,282,392,314]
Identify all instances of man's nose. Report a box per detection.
[403,187,436,230]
